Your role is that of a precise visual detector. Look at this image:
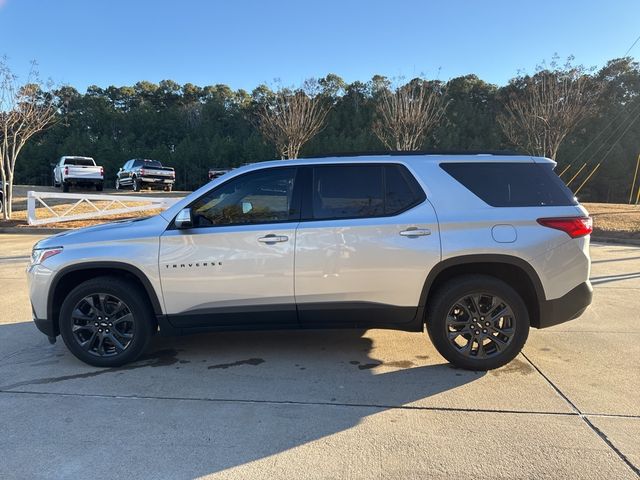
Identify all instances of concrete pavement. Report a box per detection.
[0,234,638,479]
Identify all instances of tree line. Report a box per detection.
[4,56,640,214]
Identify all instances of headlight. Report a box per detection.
[31,247,63,265]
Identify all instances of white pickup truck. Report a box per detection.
[52,156,104,192]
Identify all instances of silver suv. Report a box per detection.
[27,153,593,370]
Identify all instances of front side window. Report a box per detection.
[190,167,297,227]
[311,164,425,220]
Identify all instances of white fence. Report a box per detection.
[27,191,181,225]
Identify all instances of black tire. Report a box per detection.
[96,183,103,192]
[426,274,530,370]
[115,178,120,190]
[164,184,172,192]
[59,276,155,367]
[62,182,69,192]
[132,177,141,192]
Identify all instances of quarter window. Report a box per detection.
[190,167,297,227]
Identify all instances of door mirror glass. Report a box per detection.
[174,208,193,229]
[242,201,253,214]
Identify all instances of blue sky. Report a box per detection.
[0,0,639,91]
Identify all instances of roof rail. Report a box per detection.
[299,150,524,159]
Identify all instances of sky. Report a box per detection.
[0,0,639,92]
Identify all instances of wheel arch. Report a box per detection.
[48,262,163,336]
[420,254,545,328]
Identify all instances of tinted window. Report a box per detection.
[190,167,297,227]
[142,159,163,168]
[385,165,425,214]
[440,162,577,207]
[313,165,384,219]
[64,158,94,166]
[311,164,424,220]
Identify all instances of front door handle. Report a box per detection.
[399,228,431,237]
[258,234,289,244]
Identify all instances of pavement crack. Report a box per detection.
[522,352,640,478]
[0,388,635,420]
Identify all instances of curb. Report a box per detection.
[0,227,68,235]
[591,236,640,247]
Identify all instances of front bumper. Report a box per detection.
[536,281,593,328]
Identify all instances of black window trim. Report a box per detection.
[300,162,427,223]
[169,166,302,230]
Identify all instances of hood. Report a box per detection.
[36,215,169,249]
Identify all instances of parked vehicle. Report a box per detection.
[28,152,593,370]
[52,156,104,192]
[115,159,175,192]
[208,168,230,181]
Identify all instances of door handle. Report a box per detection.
[399,228,431,237]
[258,234,289,243]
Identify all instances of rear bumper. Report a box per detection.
[140,176,174,183]
[64,177,103,184]
[536,281,593,328]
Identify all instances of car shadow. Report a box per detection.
[0,322,485,478]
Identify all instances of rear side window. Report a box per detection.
[440,162,577,207]
[311,164,425,220]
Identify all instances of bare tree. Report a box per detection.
[498,58,600,160]
[373,79,448,151]
[255,80,331,159]
[0,59,57,219]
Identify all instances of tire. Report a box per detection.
[96,183,103,192]
[62,182,69,192]
[115,178,120,190]
[59,276,155,367]
[132,177,141,192]
[426,274,530,371]
[164,185,172,192]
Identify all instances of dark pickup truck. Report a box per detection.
[115,159,176,192]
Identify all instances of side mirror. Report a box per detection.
[174,208,193,229]
[242,201,253,214]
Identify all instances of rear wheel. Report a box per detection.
[59,276,154,367]
[62,182,69,192]
[96,183,103,191]
[132,177,141,192]
[164,184,172,192]
[426,274,529,370]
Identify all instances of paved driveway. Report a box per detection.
[0,234,638,479]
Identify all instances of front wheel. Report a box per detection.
[132,177,141,192]
[59,276,154,367]
[426,274,530,370]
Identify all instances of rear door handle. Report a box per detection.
[258,234,289,243]
[399,228,431,237]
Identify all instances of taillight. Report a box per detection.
[100,166,104,176]
[140,168,146,175]
[537,217,593,238]
[64,166,68,175]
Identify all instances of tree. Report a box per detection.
[497,57,601,160]
[255,80,331,159]
[0,59,57,219]
[373,78,448,151]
